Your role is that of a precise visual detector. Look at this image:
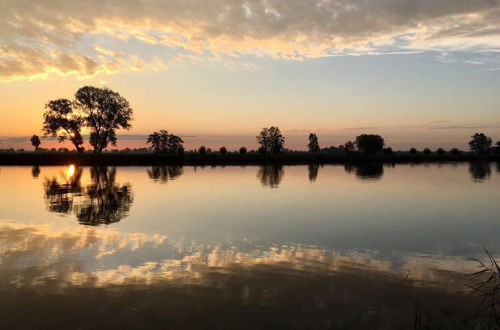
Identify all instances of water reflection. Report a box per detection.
[344,162,384,180]
[43,166,133,225]
[308,164,320,182]
[0,219,492,330]
[469,162,492,182]
[147,165,183,183]
[31,165,40,178]
[258,164,284,188]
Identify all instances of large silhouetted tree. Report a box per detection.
[257,126,285,153]
[344,141,356,153]
[355,134,385,154]
[308,133,320,152]
[75,86,133,153]
[147,130,184,153]
[469,133,492,153]
[30,134,41,151]
[42,99,85,153]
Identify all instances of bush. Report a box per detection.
[409,148,417,154]
[382,147,393,155]
[198,146,207,154]
[258,146,267,154]
[436,148,446,155]
[423,148,431,155]
[219,146,227,154]
[239,147,247,155]
[450,148,461,155]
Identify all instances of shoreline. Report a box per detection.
[0,152,499,166]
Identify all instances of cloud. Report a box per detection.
[2,0,500,81]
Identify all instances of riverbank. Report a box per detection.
[0,151,499,165]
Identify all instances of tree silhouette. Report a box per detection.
[344,141,356,153]
[30,135,41,151]
[308,133,320,152]
[308,164,320,182]
[436,148,446,155]
[409,148,417,154]
[198,146,207,154]
[239,147,247,155]
[257,127,285,153]
[219,146,227,154]
[147,130,184,153]
[450,148,461,155]
[423,148,431,155]
[469,162,491,182]
[147,166,183,183]
[469,133,492,153]
[258,165,284,188]
[42,99,85,153]
[355,134,385,154]
[75,86,133,153]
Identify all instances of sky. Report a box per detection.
[1,0,500,150]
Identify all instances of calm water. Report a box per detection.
[1,163,500,329]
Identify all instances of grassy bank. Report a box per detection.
[0,151,499,166]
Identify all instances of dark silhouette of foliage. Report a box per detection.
[42,99,85,153]
[44,166,84,214]
[308,133,320,152]
[355,134,385,154]
[409,148,417,154]
[469,162,492,182]
[469,133,492,154]
[219,146,227,154]
[239,147,247,155]
[450,148,461,155]
[308,164,320,182]
[382,147,393,155]
[30,135,41,151]
[43,166,132,225]
[75,86,133,153]
[423,148,431,155]
[31,165,40,178]
[257,126,285,153]
[198,146,207,154]
[257,146,266,154]
[344,141,356,153]
[147,130,184,154]
[436,148,446,155]
[344,163,384,180]
[147,166,183,183]
[258,165,284,188]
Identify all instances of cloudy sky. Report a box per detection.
[1,0,500,149]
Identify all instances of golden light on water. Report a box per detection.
[66,164,76,178]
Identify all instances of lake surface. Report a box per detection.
[1,163,500,329]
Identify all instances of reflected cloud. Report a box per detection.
[468,161,492,182]
[147,165,183,183]
[258,165,284,188]
[43,166,133,225]
[344,162,384,181]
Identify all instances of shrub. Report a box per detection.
[239,147,247,155]
[409,148,417,154]
[198,146,207,154]
[219,146,227,154]
[423,148,431,155]
[436,148,446,155]
[450,148,461,155]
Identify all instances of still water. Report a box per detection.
[1,163,499,329]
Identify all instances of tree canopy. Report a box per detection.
[257,126,285,153]
[355,134,385,154]
[147,130,184,154]
[42,98,85,153]
[308,133,320,152]
[30,135,41,150]
[469,133,492,153]
[75,86,133,153]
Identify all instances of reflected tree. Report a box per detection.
[308,164,320,182]
[258,165,284,188]
[43,166,133,225]
[497,162,500,173]
[44,166,84,214]
[469,162,491,182]
[344,163,384,180]
[147,166,183,183]
[74,167,133,226]
[31,165,41,178]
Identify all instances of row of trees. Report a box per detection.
[29,87,498,155]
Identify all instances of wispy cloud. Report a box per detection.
[2,0,500,81]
